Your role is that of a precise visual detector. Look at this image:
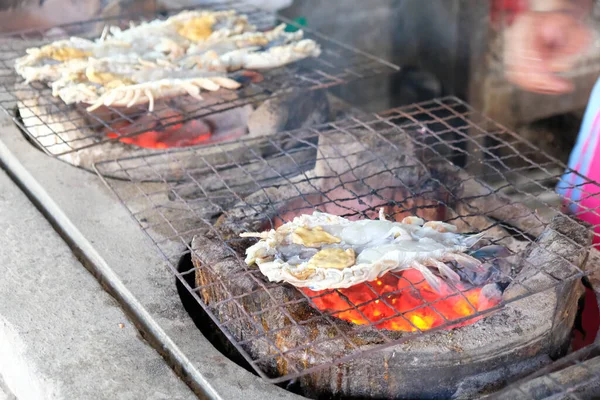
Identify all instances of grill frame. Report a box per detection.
[93,96,599,384]
[0,1,398,158]
[487,341,600,400]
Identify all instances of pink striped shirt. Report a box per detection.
[557,78,600,245]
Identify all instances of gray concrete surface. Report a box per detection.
[0,375,16,400]
[0,107,304,399]
[0,168,195,400]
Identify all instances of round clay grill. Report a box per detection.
[91,97,598,398]
[0,2,399,181]
[189,182,588,398]
[13,81,331,181]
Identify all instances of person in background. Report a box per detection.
[502,0,599,348]
[502,0,599,242]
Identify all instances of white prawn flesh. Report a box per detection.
[241,209,506,292]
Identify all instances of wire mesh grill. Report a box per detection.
[94,96,599,384]
[486,341,600,399]
[0,0,398,158]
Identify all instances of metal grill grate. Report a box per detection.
[0,1,398,157]
[486,342,600,399]
[94,97,599,384]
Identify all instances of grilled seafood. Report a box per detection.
[14,11,249,72]
[85,76,241,112]
[13,9,321,110]
[193,39,321,71]
[186,23,302,56]
[241,209,504,292]
[49,57,241,111]
[181,23,320,71]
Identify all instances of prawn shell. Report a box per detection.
[243,210,490,292]
[13,9,320,110]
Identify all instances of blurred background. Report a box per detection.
[0,0,598,164]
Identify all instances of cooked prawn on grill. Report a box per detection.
[183,24,320,71]
[98,10,253,59]
[15,10,251,74]
[85,75,241,112]
[13,9,322,110]
[49,57,241,111]
[241,209,506,292]
[186,23,302,55]
[189,39,321,71]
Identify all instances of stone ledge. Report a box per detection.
[0,374,16,400]
[0,169,195,400]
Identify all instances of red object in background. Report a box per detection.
[491,0,528,26]
[573,287,600,350]
[491,0,600,351]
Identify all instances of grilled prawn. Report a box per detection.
[241,209,505,292]
[13,9,321,111]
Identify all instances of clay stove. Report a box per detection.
[0,3,397,179]
[95,98,599,399]
[488,341,600,399]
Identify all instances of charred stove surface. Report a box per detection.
[487,342,600,400]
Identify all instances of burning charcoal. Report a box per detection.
[98,102,253,149]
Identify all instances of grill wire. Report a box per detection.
[94,96,600,387]
[486,342,600,400]
[0,0,398,158]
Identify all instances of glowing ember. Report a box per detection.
[102,101,254,150]
[271,206,499,332]
[97,71,263,150]
[107,119,212,149]
[302,269,499,332]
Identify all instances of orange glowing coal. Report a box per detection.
[302,270,499,332]
[271,206,499,333]
[106,116,212,150]
[102,71,263,150]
